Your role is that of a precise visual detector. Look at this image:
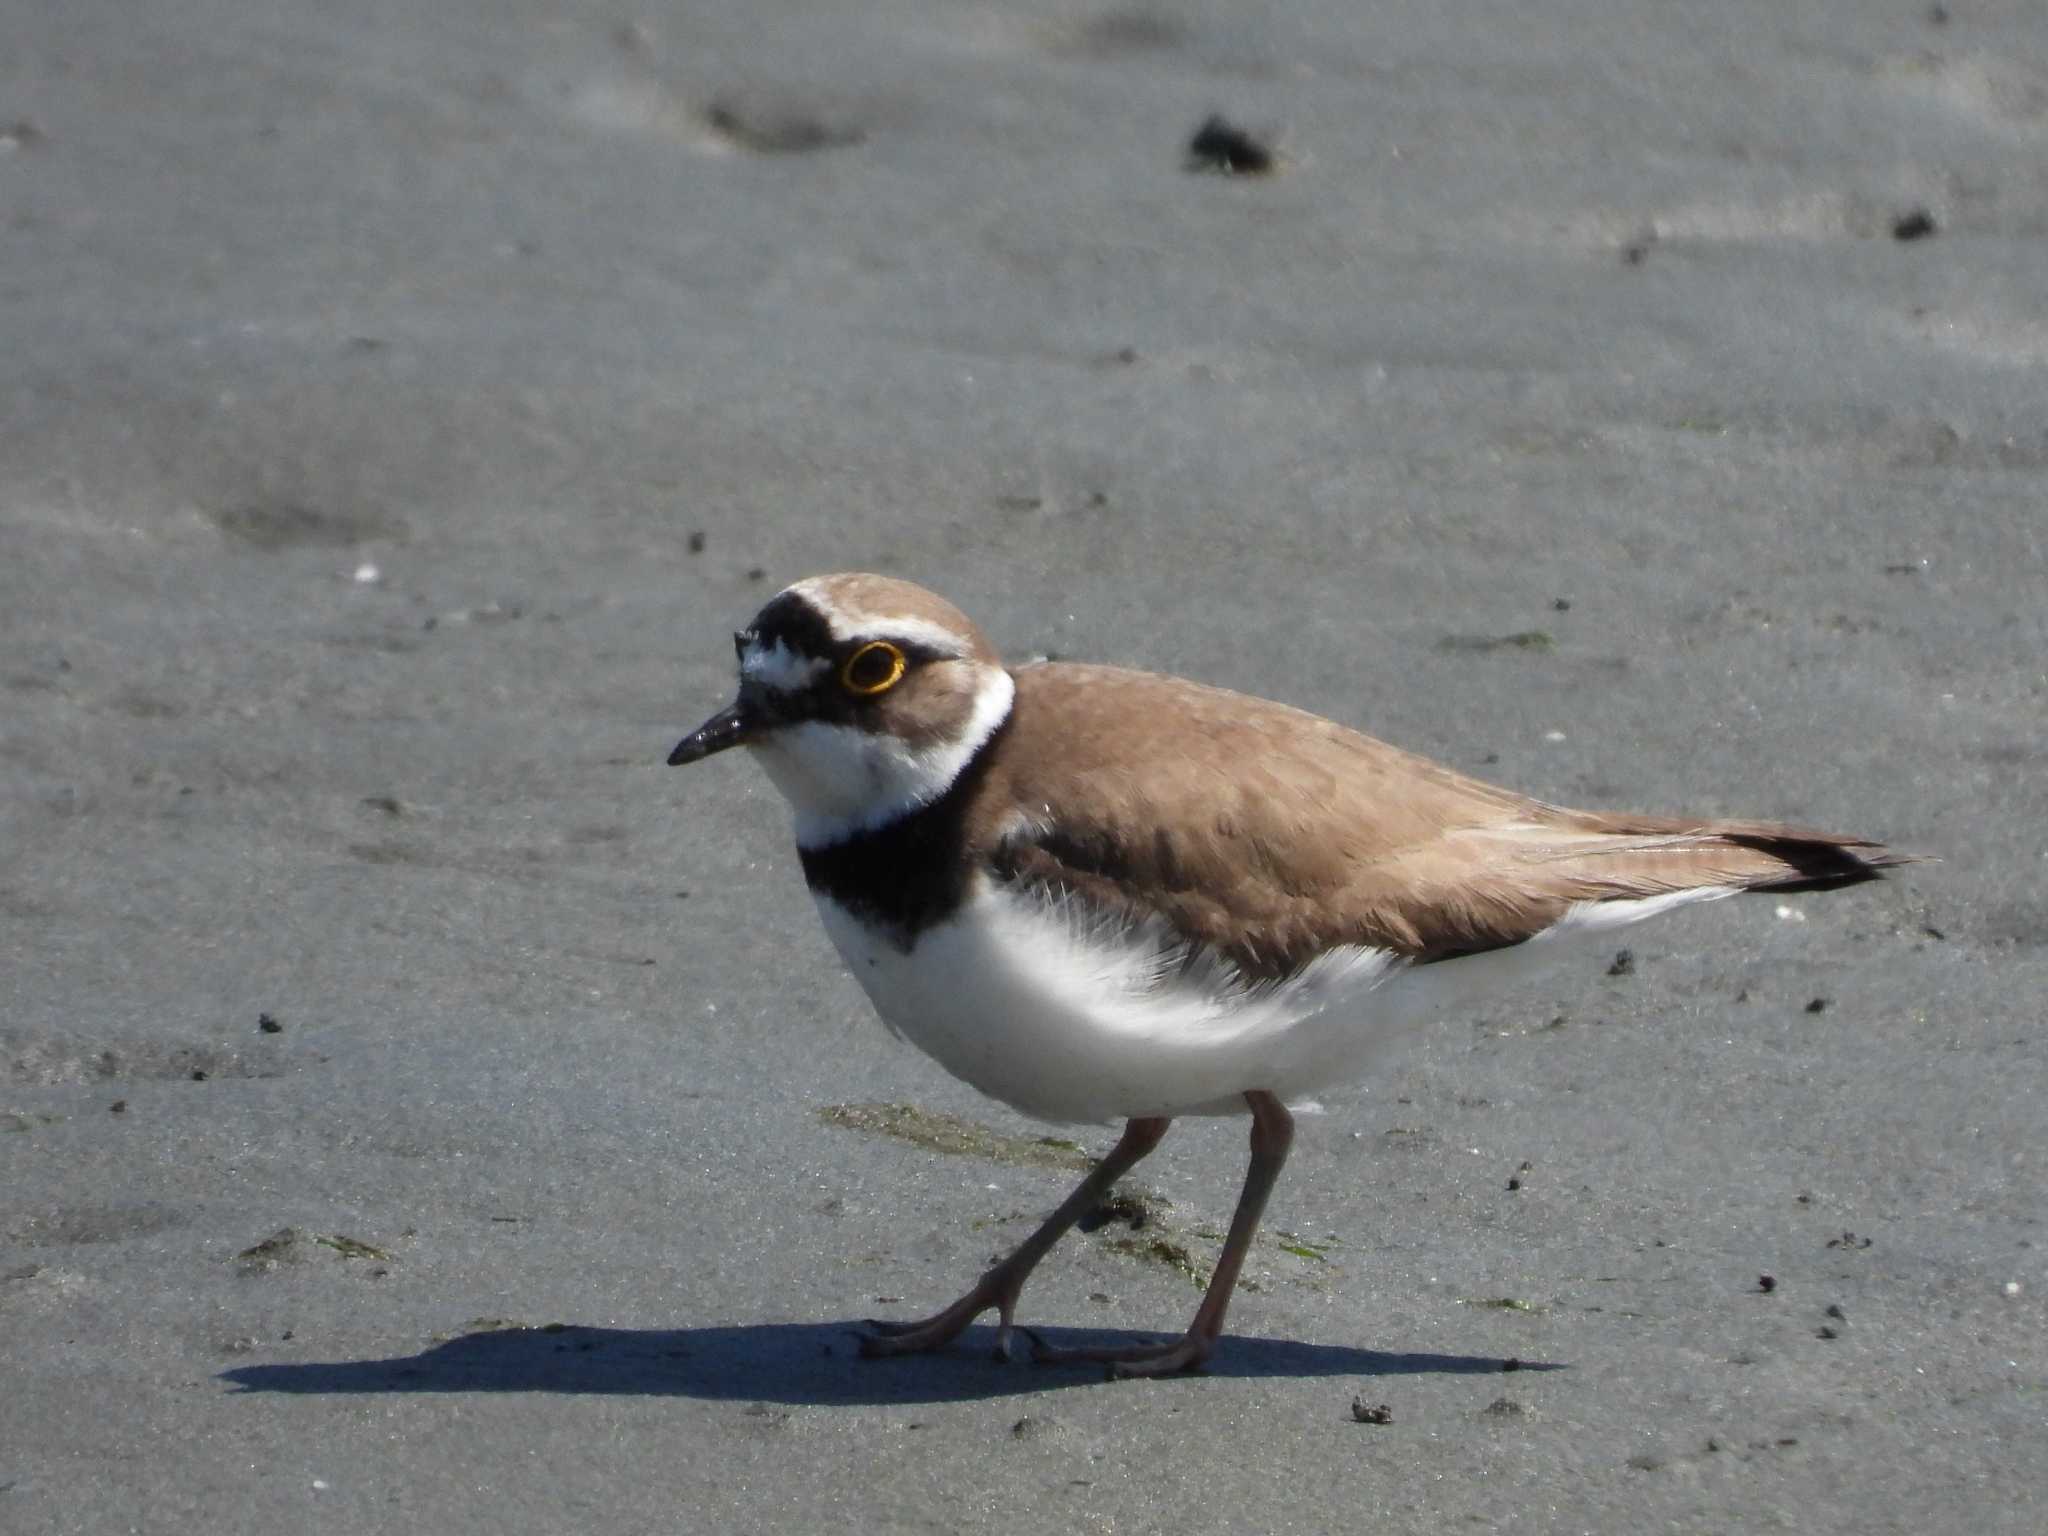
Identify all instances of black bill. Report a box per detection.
[667,699,754,765]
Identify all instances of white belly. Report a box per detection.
[815,881,1417,1123]
[813,879,1738,1124]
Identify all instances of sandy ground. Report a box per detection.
[4,1,2046,1531]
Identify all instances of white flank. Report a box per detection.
[740,638,830,693]
[1544,884,1740,934]
[755,668,1016,846]
[815,879,1754,1125]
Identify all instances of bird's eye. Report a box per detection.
[840,640,907,696]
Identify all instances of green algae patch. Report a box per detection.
[818,1102,1098,1172]
[235,1228,311,1270]
[235,1227,393,1271]
[1187,1224,1341,1268]
[1103,1234,1209,1290]
[1437,631,1556,654]
[1272,1230,1340,1263]
[315,1234,393,1261]
[1079,1189,1166,1233]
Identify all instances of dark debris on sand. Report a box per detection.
[1186,115,1276,176]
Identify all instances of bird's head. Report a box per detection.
[669,573,1014,846]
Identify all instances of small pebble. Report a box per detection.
[1186,114,1276,176]
[1891,208,1938,242]
[0,118,48,152]
[1011,1415,1070,1442]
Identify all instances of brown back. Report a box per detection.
[970,664,1907,977]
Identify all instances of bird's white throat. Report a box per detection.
[752,668,1016,847]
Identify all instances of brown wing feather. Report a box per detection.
[970,665,1910,978]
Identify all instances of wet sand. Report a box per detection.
[3,2,2044,1531]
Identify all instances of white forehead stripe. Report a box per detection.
[781,581,970,658]
[859,615,972,656]
[741,638,830,693]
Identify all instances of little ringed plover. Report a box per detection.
[669,572,1911,1378]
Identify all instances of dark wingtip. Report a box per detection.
[1729,834,1932,894]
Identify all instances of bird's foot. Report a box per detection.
[857,1272,1027,1361]
[1024,1327,1214,1379]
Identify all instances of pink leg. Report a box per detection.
[1030,1090,1294,1379]
[859,1116,1172,1361]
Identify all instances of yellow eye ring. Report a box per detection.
[840,640,907,696]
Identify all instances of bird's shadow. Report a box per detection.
[219,1320,1556,1405]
